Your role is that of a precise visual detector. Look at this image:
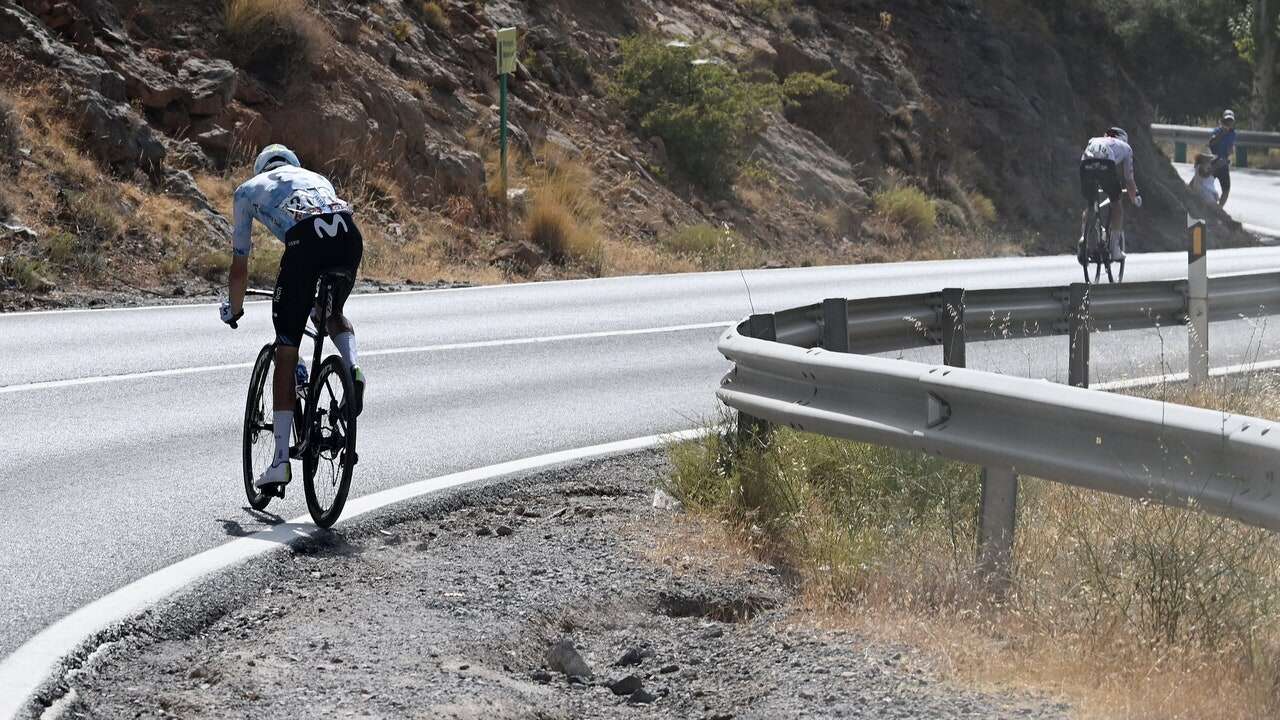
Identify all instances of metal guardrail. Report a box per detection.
[716,268,1280,584]
[1151,123,1280,166]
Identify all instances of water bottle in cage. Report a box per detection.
[295,361,309,393]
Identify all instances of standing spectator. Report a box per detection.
[1209,109,1236,208]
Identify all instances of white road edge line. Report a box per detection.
[1094,357,1280,391]
[0,321,735,395]
[0,428,709,719]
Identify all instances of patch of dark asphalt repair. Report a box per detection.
[36,451,1069,719]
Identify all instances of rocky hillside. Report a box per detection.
[0,0,1248,309]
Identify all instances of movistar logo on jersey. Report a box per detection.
[314,214,349,239]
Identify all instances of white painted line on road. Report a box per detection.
[1244,223,1280,244]
[1094,358,1280,391]
[0,428,708,719]
[0,322,735,395]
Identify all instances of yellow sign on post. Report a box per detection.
[496,27,518,75]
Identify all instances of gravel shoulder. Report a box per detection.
[45,451,1068,720]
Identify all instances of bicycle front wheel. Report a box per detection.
[242,345,277,511]
[303,356,357,528]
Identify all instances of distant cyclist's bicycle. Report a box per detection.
[1077,192,1125,284]
[238,271,358,528]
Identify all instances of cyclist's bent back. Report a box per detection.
[218,144,366,493]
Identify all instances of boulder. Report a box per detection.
[180,57,238,117]
[424,142,485,194]
[491,240,544,274]
[70,88,166,176]
[0,3,126,100]
[751,115,869,208]
[112,51,186,109]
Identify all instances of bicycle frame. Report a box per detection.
[247,274,341,460]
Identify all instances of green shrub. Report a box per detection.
[0,254,48,291]
[613,36,782,188]
[782,71,849,107]
[873,185,936,236]
[666,422,980,599]
[967,191,997,225]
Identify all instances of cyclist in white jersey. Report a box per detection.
[1079,127,1142,262]
[218,144,365,493]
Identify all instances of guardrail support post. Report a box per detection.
[737,313,776,450]
[977,466,1018,591]
[1237,146,1249,169]
[1188,219,1209,390]
[941,288,966,367]
[821,298,849,353]
[1174,141,1187,163]
[1068,283,1090,388]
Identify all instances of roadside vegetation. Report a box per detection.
[666,374,1280,719]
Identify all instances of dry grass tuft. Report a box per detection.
[223,0,330,70]
[659,224,760,271]
[872,185,936,237]
[414,0,450,33]
[0,91,21,176]
[517,146,605,271]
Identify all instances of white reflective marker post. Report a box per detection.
[496,27,518,198]
[1188,217,1209,390]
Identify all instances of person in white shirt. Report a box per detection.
[1188,153,1220,206]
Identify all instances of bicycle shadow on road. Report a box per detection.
[215,512,364,558]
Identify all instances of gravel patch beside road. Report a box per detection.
[48,451,1068,719]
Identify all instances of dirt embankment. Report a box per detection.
[0,0,1249,310]
[41,452,1066,719]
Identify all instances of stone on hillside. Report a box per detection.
[491,240,543,274]
[544,129,581,158]
[545,639,592,678]
[181,58,238,117]
[751,116,869,208]
[71,89,165,175]
[0,4,125,100]
[425,143,485,194]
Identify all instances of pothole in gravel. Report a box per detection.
[655,588,779,623]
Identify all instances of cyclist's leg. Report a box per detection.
[1103,169,1124,260]
[1215,162,1231,206]
[268,243,318,476]
[323,217,364,370]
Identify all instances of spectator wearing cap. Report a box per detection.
[1209,109,1237,207]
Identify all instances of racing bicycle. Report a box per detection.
[237,271,359,528]
[1077,192,1125,284]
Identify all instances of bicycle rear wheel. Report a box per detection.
[303,355,357,528]
[242,345,277,510]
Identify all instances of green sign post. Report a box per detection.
[497,27,518,198]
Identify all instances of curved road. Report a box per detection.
[3,248,1280,674]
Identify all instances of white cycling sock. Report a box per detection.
[273,411,292,465]
[332,331,358,370]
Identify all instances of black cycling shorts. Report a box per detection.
[272,211,363,347]
[1079,158,1121,204]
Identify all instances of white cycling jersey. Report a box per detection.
[1081,136,1135,186]
[231,165,351,256]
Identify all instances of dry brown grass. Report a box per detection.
[223,0,330,68]
[667,375,1280,719]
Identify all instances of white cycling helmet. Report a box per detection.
[1223,109,1236,122]
[253,144,301,175]
[1106,127,1129,143]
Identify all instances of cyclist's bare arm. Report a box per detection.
[228,186,255,314]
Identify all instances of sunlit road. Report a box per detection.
[3,249,1280,664]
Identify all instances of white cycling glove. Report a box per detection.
[1133,195,1143,208]
[220,301,244,328]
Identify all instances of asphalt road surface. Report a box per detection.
[4,248,1280,665]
